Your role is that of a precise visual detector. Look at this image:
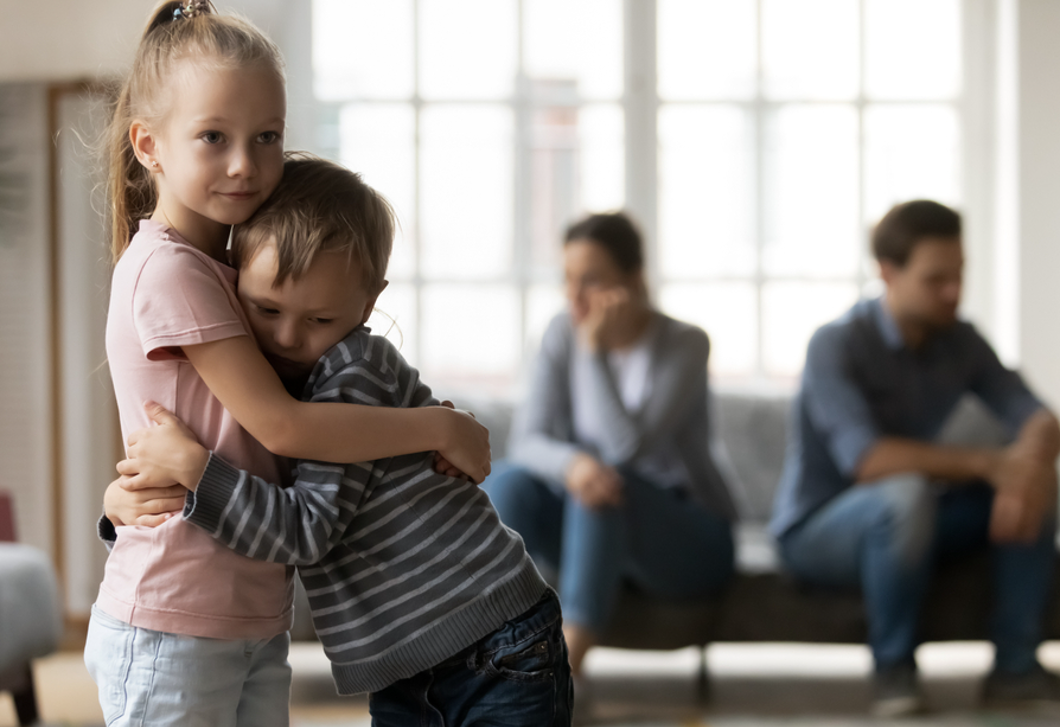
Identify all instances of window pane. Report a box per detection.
[659,105,755,278]
[659,0,756,100]
[421,284,519,396]
[865,0,961,100]
[762,0,859,100]
[313,0,413,101]
[659,284,757,378]
[420,0,517,99]
[528,96,579,272]
[339,104,416,279]
[524,0,622,100]
[578,104,625,214]
[864,105,961,224]
[420,105,513,280]
[764,105,859,278]
[526,284,565,353]
[369,283,419,366]
[762,282,858,377]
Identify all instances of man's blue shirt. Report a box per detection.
[770,297,1042,538]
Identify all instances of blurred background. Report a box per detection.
[2,0,1060,645]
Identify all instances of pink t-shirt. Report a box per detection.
[97,220,293,640]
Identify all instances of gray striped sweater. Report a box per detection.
[183,327,547,695]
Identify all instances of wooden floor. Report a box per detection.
[5,642,1060,726]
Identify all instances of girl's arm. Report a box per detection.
[183,335,491,482]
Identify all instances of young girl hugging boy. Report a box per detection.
[106,156,573,726]
[88,3,489,726]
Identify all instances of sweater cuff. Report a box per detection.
[97,512,117,552]
[183,452,243,533]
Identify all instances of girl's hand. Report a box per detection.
[104,476,185,528]
[432,401,474,481]
[121,401,211,491]
[434,407,491,484]
[565,453,624,509]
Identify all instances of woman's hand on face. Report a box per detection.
[119,401,210,491]
[581,287,633,352]
[565,453,623,509]
[103,475,186,528]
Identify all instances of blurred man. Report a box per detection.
[771,199,1060,717]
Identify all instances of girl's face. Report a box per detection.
[134,58,286,248]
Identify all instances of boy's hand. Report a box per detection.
[104,476,185,528]
[119,402,211,491]
[435,406,491,484]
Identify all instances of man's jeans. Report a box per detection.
[484,462,734,633]
[779,474,1056,674]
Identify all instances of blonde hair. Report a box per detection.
[105,1,284,262]
[231,154,395,294]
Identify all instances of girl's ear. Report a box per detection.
[130,120,160,172]
[360,280,389,325]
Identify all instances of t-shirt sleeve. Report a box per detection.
[132,245,248,361]
[803,325,881,478]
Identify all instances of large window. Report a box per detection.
[313,0,962,396]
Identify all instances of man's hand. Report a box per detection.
[986,444,1057,543]
[104,476,185,528]
[565,453,623,509]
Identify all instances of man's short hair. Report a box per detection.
[232,153,395,292]
[872,200,961,267]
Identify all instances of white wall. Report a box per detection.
[1004,0,1060,411]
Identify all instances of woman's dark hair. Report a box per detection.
[564,212,644,274]
[872,199,961,268]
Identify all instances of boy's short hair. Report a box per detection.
[872,199,961,267]
[232,153,395,292]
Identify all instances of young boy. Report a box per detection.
[105,156,572,725]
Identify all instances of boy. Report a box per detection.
[105,156,572,725]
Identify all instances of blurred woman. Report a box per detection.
[485,212,737,678]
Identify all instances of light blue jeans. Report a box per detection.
[779,474,1057,674]
[84,605,291,727]
[484,462,734,633]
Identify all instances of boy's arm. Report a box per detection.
[116,401,370,565]
[185,452,366,565]
[182,335,490,482]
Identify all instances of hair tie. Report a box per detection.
[172,0,210,21]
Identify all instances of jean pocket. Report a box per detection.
[84,605,134,724]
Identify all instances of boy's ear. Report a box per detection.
[359,280,389,325]
[130,121,160,172]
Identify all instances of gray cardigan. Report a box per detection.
[508,310,737,519]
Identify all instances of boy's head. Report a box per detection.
[873,199,963,331]
[232,154,395,380]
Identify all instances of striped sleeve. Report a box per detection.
[183,331,402,564]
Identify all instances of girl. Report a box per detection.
[86,3,488,726]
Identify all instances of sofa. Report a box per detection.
[291,392,1060,693]
[0,492,63,725]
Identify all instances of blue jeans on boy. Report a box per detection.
[484,462,734,633]
[779,473,1057,674]
[369,589,572,727]
[84,604,291,727]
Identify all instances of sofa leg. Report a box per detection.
[12,666,40,726]
[697,647,711,704]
